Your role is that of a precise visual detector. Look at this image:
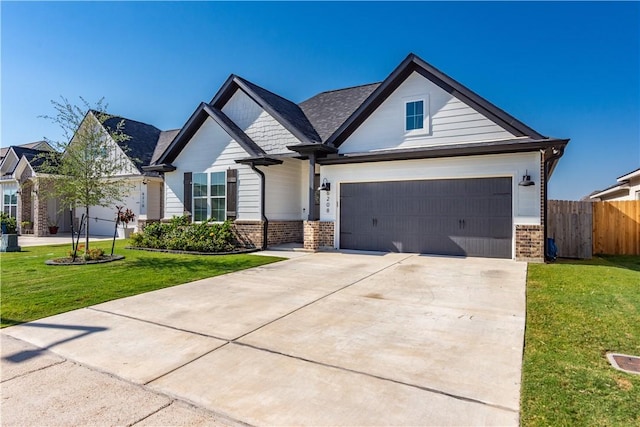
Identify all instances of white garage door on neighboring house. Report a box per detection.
[339,177,513,258]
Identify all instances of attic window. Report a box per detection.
[405,100,425,131]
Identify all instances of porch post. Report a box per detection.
[308,153,317,221]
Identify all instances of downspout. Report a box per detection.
[542,146,565,261]
[248,163,268,250]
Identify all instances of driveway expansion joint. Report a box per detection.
[1,358,67,383]
[87,307,229,341]
[127,400,174,427]
[232,341,518,414]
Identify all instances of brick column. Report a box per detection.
[515,225,544,262]
[304,221,335,251]
[303,221,319,250]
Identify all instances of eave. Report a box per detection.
[235,156,284,167]
[286,143,338,156]
[318,138,569,165]
[143,163,177,172]
[590,183,630,200]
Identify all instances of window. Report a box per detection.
[192,171,226,222]
[3,189,17,218]
[405,100,424,131]
[636,190,640,200]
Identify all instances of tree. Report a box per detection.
[38,97,132,252]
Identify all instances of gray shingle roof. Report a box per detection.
[299,83,381,142]
[151,129,180,165]
[0,141,49,164]
[229,76,321,144]
[99,113,162,172]
[1,145,55,176]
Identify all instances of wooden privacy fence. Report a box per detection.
[593,200,640,256]
[548,200,593,259]
[548,200,640,258]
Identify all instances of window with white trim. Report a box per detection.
[3,188,17,218]
[192,171,226,222]
[405,100,424,131]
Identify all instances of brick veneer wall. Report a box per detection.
[303,221,334,251]
[515,225,544,262]
[233,221,263,248]
[33,181,52,237]
[267,220,303,245]
[19,182,33,234]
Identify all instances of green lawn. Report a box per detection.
[0,240,284,328]
[521,255,640,426]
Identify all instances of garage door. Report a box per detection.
[339,177,512,258]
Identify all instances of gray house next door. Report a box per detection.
[339,177,513,258]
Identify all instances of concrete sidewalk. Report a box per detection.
[1,252,526,426]
[18,234,115,247]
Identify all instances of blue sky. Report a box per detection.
[2,1,639,200]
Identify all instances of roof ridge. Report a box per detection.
[234,75,299,106]
[90,110,161,131]
[314,81,381,96]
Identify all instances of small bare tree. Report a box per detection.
[38,97,132,252]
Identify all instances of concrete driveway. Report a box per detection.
[1,252,526,426]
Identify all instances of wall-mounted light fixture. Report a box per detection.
[317,178,331,191]
[519,170,535,187]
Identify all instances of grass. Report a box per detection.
[521,255,640,426]
[0,240,284,328]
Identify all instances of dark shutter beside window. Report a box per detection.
[183,172,192,217]
[226,168,238,220]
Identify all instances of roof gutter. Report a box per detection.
[235,156,283,250]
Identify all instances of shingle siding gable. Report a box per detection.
[222,90,301,155]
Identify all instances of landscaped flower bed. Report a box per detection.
[128,216,239,253]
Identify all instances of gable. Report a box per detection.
[0,149,19,177]
[221,89,301,155]
[70,113,140,176]
[172,116,251,171]
[338,72,516,154]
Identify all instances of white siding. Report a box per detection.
[320,151,542,257]
[79,182,139,236]
[340,72,516,153]
[264,158,306,220]
[82,113,140,177]
[164,117,261,221]
[222,90,301,155]
[0,151,18,177]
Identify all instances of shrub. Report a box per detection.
[128,217,237,253]
[87,248,104,260]
[1,213,17,234]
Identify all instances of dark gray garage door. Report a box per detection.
[339,177,512,258]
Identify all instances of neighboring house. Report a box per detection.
[1,113,177,236]
[0,142,55,225]
[148,53,569,261]
[589,168,640,201]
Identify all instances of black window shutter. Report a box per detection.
[226,169,237,220]
[183,172,192,217]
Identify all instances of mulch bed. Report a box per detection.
[124,246,259,256]
[45,255,125,266]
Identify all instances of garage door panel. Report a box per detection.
[339,178,513,258]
